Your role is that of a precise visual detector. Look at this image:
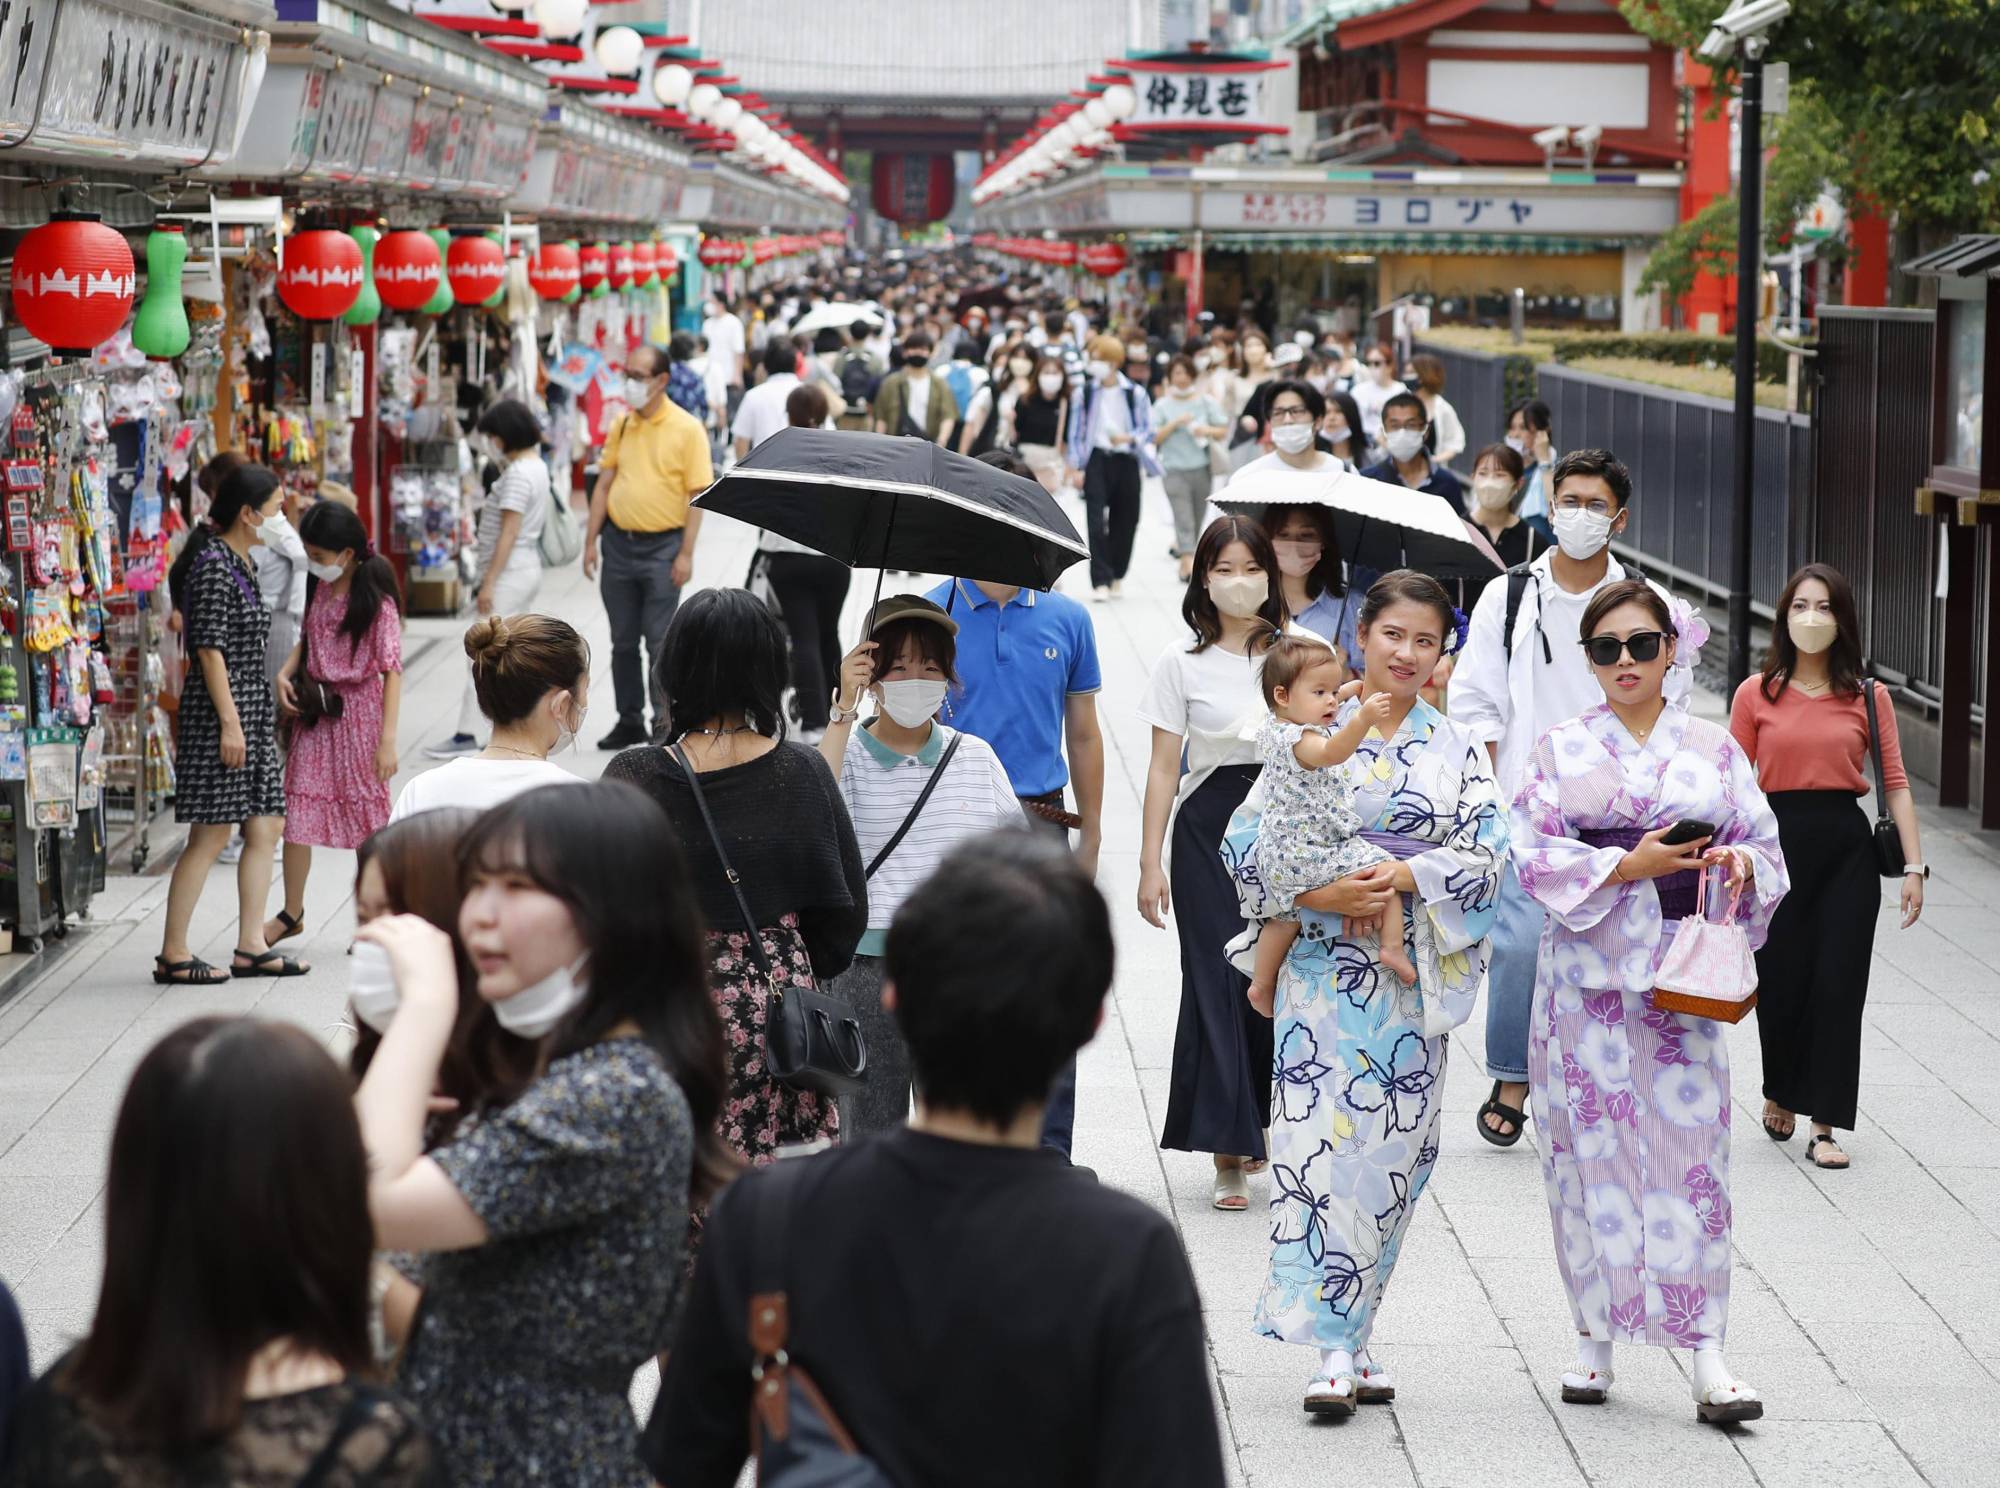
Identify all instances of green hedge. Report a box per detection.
[1548,333,1798,386]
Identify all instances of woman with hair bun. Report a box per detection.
[393,615,589,819]
[155,464,297,986]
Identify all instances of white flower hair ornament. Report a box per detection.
[1668,597,1709,672]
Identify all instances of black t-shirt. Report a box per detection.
[644,1128,1225,1488]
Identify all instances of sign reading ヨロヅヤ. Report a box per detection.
[1205,187,1677,236]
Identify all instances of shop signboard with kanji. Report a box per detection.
[1115,55,1287,140]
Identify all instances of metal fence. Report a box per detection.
[1536,363,1812,614]
[1413,340,1521,472]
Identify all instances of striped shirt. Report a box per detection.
[839,723,1024,954]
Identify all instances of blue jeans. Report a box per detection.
[1039,1059,1077,1158]
[1483,859,1544,1082]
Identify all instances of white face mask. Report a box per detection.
[1472,475,1515,511]
[1272,538,1321,578]
[1038,373,1065,397]
[551,691,585,755]
[1505,434,1530,457]
[1384,429,1427,463]
[1788,612,1837,655]
[1323,418,1350,443]
[1294,329,1315,347]
[1193,351,1212,370]
[1208,573,1268,619]
[1084,359,1112,382]
[1550,506,1614,560]
[1272,423,1315,455]
[623,377,656,409]
[877,678,947,727]
[307,559,347,583]
[493,953,589,1039]
[348,939,401,1035]
[1008,359,1034,378]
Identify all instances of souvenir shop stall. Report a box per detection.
[0,0,271,927]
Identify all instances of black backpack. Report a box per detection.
[838,352,879,408]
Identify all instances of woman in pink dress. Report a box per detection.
[266,500,403,948]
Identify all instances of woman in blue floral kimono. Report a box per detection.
[1224,570,1507,1417]
[1510,580,1787,1426]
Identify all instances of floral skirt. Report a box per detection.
[708,913,840,1164]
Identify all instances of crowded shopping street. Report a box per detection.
[3,1,2000,1486]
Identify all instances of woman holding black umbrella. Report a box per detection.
[1136,516,1286,1211]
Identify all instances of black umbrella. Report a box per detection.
[693,427,1088,592]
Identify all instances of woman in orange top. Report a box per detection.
[1728,563,1926,1170]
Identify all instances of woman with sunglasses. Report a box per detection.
[1728,563,1925,1170]
[1510,580,1787,1427]
[1348,340,1405,455]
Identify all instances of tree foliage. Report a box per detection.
[1620,0,2000,228]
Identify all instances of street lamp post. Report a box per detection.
[1726,39,1764,693]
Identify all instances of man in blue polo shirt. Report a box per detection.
[929,449,1106,1159]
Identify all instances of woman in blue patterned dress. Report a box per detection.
[1224,571,1507,1418]
[353,781,733,1485]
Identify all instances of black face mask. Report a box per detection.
[904,356,929,369]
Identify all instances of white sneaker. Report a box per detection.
[217,835,244,865]
[423,734,481,760]
[1091,586,1110,604]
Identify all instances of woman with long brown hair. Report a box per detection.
[6,1018,435,1484]
[1728,562,1925,1170]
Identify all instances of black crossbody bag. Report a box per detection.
[672,746,867,1096]
[1863,679,1906,878]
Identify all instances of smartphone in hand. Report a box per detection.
[1660,819,1716,847]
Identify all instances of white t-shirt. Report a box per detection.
[838,725,1022,933]
[703,313,746,385]
[731,373,800,451]
[1350,376,1404,443]
[1234,449,1345,479]
[1135,640,1269,766]
[476,456,549,577]
[391,758,579,821]
[905,371,931,431]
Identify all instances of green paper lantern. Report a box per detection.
[481,230,506,310]
[420,228,455,316]
[562,240,582,304]
[130,226,190,360]
[342,226,382,326]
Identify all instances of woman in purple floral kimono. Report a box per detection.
[1510,580,1787,1426]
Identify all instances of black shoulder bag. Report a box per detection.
[746,1162,894,1487]
[1863,679,1906,877]
[671,746,867,1096]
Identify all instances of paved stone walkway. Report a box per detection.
[3,479,1996,1486]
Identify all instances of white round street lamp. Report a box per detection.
[1102,82,1137,120]
[652,62,693,107]
[593,25,643,75]
[686,81,722,119]
[531,0,587,42]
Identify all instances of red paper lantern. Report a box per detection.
[1081,242,1128,277]
[579,242,610,293]
[373,229,443,311]
[609,242,635,290]
[445,234,507,304]
[629,241,657,287]
[869,152,955,224]
[655,243,680,280]
[1043,240,1078,267]
[12,213,135,354]
[698,238,740,268]
[528,242,580,299]
[752,238,777,266]
[275,229,364,321]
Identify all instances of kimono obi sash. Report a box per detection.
[1359,829,1431,861]
[1577,826,1699,921]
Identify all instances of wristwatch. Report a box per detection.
[827,689,862,726]
[1903,862,1929,879]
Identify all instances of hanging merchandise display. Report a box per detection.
[529,240,582,300]
[579,241,610,297]
[343,226,384,327]
[278,229,367,321]
[131,228,191,360]
[448,233,508,305]
[374,230,444,312]
[13,216,138,356]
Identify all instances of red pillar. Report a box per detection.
[1679,56,1733,335]
[1845,201,1890,307]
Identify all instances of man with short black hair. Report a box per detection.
[871,331,956,445]
[645,833,1223,1488]
[731,338,804,459]
[1360,390,1466,516]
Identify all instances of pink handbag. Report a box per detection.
[1652,865,1759,1024]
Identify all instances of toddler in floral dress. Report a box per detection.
[1247,635,1416,1015]
[266,500,403,949]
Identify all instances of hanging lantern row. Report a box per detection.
[1079,241,1129,277]
[697,235,825,270]
[973,83,1137,206]
[992,237,1083,269]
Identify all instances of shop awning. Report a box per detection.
[0,0,272,170]
[224,0,548,198]
[511,101,690,229]
[1127,230,1636,255]
[681,159,841,234]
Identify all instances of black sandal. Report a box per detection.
[1805,1134,1850,1170]
[1763,1109,1796,1142]
[154,955,230,986]
[232,948,310,978]
[267,908,304,946]
[1476,1080,1527,1147]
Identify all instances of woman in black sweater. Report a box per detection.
[606,589,867,1170]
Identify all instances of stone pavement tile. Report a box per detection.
[1464,1255,1585,1326]
[1803,1321,1982,1389]
[1760,1261,1927,1327]
[1714,1348,1872,1420]
[13,1224,105,1364]
[1731,1420,1925,1488]
[1236,1440,1417,1488]
[0,1120,112,1178]
[0,1173,101,1277]
[1861,1090,2000,1170]
[1860,967,1945,1007]
[1203,1315,1309,1381]
[1386,1345,1586,1488]
[1428,1198,1558,1260]
[1878,1264,2000,1352]
[1858,1386,2000,1488]
[1923,1166,2000,1236]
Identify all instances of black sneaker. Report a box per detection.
[596,720,648,750]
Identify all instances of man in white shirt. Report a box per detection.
[702,294,747,423]
[732,339,803,459]
[1449,448,1687,1147]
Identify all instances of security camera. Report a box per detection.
[1697,0,1790,62]
[1572,124,1604,148]
[1531,125,1570,150]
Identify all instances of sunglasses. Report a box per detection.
[1582,631,1669,666]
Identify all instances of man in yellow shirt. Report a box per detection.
[583,343,714,747]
